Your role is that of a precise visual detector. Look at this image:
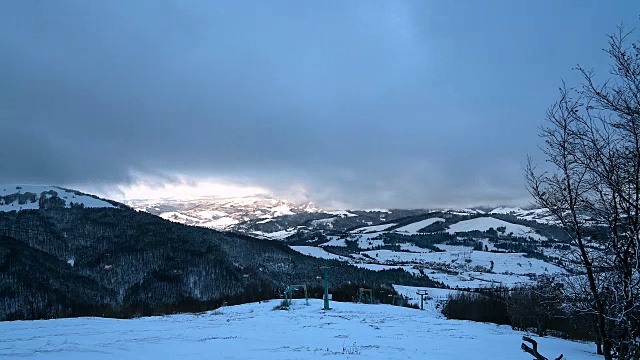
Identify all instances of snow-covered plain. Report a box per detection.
[0,299,598,360]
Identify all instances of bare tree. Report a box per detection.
[506,278,563,337]
[527,25,640,360]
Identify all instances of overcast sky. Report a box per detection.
[1,1,639,209]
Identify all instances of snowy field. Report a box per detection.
[0,299,598,360]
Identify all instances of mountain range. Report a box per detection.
[0,185,577,323]
[0,186,435,321]
[126,195,573,292]
[126,195,322,229]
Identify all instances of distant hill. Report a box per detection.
[126,195,322,229]
[127,196,576,293]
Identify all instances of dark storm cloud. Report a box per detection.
[1,0,639,208]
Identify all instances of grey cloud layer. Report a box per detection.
[1,1,637,208]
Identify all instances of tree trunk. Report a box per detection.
[521,336,563,360]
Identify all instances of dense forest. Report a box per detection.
[0,207,439,320]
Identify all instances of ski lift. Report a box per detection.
[358,288,373,304]
[416,289,429,310]
[282,285,309,309]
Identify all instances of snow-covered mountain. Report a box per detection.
[126,195,322,229]
[0,185,118,212]
[2,186,566,292]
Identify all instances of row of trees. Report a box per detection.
[443,280,596,341]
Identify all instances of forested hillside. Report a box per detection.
[0,208,438,320]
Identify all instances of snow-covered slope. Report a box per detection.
[447,217,545,240]
[0,185,116,212]
[394,217,444,233]
[489,206,557,224]
[126,198,563,291]
[350,223,398,233]
[0,299,598,360]
[289,245,351,261]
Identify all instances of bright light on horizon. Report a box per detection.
[110,177,271,201]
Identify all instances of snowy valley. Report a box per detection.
[126,196,570,292]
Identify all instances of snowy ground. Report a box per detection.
[0,299,598,360]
